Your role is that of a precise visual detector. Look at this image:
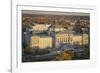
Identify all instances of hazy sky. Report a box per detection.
[22,10,90,16]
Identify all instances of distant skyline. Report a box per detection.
[22,13,90,27]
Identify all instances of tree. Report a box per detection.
[55,51,74,60]
[24,47,32,54]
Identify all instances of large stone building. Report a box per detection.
[32,24,51,31]
[55,31,84,47]
[72,35,82,45]
[49,26,66,32]
[82,33,89,45]
[30,36,52,49]
[30,31,88,49]
[55,31,73,48]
